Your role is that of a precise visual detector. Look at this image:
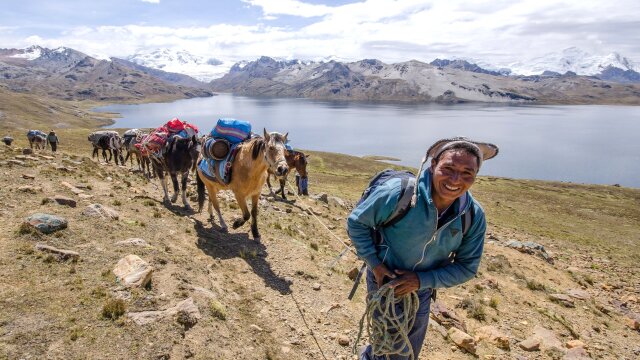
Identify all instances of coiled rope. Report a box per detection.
[354,284,420,360]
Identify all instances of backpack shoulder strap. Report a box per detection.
[382,177,415,228]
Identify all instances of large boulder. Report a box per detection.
[83,204,119,220]
[113,255,153,288]
[23,213,68,234]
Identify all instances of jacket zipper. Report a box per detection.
[412,203,468,272]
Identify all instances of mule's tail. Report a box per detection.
[196,166,205,213]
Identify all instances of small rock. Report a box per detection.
[567,289,591,301]
[566,340,586,349]
[314,193,329,203]
[338,335,350,346]
[564,346,591,360]
[8,159,26,166]
[448,327,477,354]
[624,314,640,330]
[22,148,33,155]
[312,283,321,291]
[48,195,77,208]
[129,298,200,326]
[328,196,346,208]
[116,238,149,247]
[18,185,42,193]
[23,213,68,234]
[250,324,264,332]
[519,337,541,351]
[550,294,576,307]
[22,173,35,179]
[60,181,84,195]
[532,325,564,351]
[34,243,79,261]
[83,204,119,220]
[113,254,153,288]
[474,325,510,350]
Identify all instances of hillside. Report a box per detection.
[0,46,212,103]
[0,130,638,359]
[210,57,640,105]
[0,84,116,129]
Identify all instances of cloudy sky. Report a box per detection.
[1,0,638,67]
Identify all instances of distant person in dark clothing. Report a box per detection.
[47,131,59,153]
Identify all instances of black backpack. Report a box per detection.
[348,169,474,299]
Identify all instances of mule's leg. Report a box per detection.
[170,172,180,203]
[250,193,261,240]
[180,171,192,211]
[232,193,251,230]
[279,178,287,200]
[156,166,170,204]
[266,173,274,194]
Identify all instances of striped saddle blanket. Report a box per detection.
[198,143,242,185]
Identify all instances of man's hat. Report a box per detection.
[427,136,499,168]
[410,136,499,207]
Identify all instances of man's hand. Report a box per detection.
[372,263,396,287]
[389,269,420,296]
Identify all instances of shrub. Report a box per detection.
[209,300,226,320]
[489,296,500,309]
[310,242,319,251]
[102,298,126,320]
[526,279,546,292]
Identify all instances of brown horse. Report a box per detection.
[267,150,310,200]
[196,129,289,240]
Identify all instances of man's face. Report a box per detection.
[431,149,479,204]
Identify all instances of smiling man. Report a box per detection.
[347,136,499,360]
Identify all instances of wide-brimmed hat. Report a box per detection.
[427,136,499,168]
[409,137,499,207]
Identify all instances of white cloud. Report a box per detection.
[242,0,333,18]
[141,0,160,3]
[4,0,639,70]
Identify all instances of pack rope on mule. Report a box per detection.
[354,284,420,360]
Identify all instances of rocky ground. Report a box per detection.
[0,138,638,360]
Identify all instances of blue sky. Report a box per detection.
[1,0,638,68]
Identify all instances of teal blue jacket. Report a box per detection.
[347,168,486,290]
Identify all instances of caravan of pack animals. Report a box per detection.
[24,119,311,240]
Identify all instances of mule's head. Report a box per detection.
[263,128,289,177]
[294,152,310,178]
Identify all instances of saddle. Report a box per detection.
[198,142,243,185]
[198,119,253,185]
[138,119,198,159]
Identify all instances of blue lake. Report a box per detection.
[97,94,640,188]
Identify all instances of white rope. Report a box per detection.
[285,181,357,257]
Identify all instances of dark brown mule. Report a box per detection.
[267,150,310,200]
[151,135,199,211]
[196,129,288,241]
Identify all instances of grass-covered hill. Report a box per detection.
[0,126,638,359]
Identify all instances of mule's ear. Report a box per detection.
[283,132,288,143]
[305,154,311,159]
[263,128,270,142]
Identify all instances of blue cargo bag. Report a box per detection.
[210,118,251,144]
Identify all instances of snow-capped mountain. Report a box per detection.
[508,47,639,76]
[126,48,229,82]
